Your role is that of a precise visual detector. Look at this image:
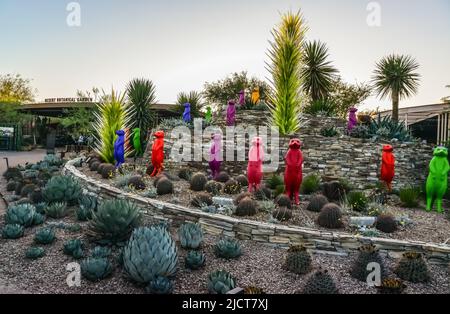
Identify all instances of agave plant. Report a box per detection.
[178,222,203,249]
[185,250,206,270]
[25,247,45,259]
[5,203,36,227]
[207,270,236,294]
[300,40,338,102]
[93,89,131,164]
[145,276,174,294]
[2,224,25,239]
[91,246,111,258]
[80,257,113,282]
[63,239,84,259]
[176,91,203,118]
[126,78,156,132]
[34,227,56,245]
[267,11,307,135]
[42,175,82,205]
[214,238,242,259]
[368,115,412,142]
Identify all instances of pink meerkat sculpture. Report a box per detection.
[226,100,236,126]
[347,107,358,133]
[209,133,222,179]
[247,137,264,192]
[284,138,304,205]
[238,90,245,106]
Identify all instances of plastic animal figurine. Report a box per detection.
[238,90,245,106]
[284,138,303,205]
[247,137,264,192]
[114,130,125,169]
[150,131,165,177]
[132,128,142,157]
[347,107,358,133]
[209,133,222,179]
[426,146,449,213]
[251,87,260,104]
[226,100,236,126]
[205,106,212,124]
[182,103,191,123]
[380,145,395,192]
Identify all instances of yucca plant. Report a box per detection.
[266,11,307,135]
[126,78,156,132]
[300,40,339,102]
[93,89,131,164]
[176,91,203,118]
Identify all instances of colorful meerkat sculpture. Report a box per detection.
[132,128,142,157]
[150,131,165,177]
[114,130,125,169]
[247,137,264,192]
[380,144,395,192]
[426,146,449,213]
[251,87,260,104]
[209,133,222,179]
[284,138,303,205]
[226,100,236,126]
[182,103,191,123]
[347,107,358,133]
[205,106,212,124]
[238,90,245,106]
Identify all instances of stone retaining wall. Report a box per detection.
[64,160,450,265]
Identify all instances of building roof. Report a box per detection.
[379,103,450,125]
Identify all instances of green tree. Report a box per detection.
[372,54,420,121]
[60,107,96,139]
[0,74,36,102]
[329,78,372,119]
[126,78,156,133]
[300,40,339,102]
[441,85,450,103]
[175,91,204,117]
[267,11,307,135]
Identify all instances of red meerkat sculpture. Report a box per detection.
[380,144,395,192]
[284,138,303,205]
[247,137,264,192]
[150,131,164,177]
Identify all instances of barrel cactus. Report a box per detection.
[191,192,213,208]
[394,252,430,283]
[235,197,258,216]
[145,276,173,294]
[306,195,329,212]
[302,270,339,294]
[25,247,45,259]
[42,175,82,205]
[350,244,386,282]
[185,250,206,270]
[2,224,24,239]
[178,222,203,249]
[207,270,236,294]
[190,173,207,191]
[214,238,242,259]
[223,179,240,195]
[284,246,312,275]
[34,227,56,245]
[5,203,36,227]
[123,226,178,284]
[275,194,292,209]
[156,178,173,195]
[272,207,293,221]
[375,214,398,233]
[317,203,343,229]
[375,278,406,294]
[80,257,113,282]
[215,171,230,183]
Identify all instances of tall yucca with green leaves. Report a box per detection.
[94,89,131,163]
[266,11,307,135]
[126,78,156,132]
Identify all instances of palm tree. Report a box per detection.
[300,40,339,102]
[372,54,420,121]
[126,78,156,132]
[266,10,308,135]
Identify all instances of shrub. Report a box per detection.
[399,186,420,208]
[350,244,386,282]
[321,126,338,137]
[253,186,273,200]
[207,270,236,294]
[5,203,36,227]
[80,257,113,282]
[272,207,293,221]
[156,178,173,195]
[302,270,339,294]
[178,222,203,249]
[215,171,230,183]
[45,202,68,219]
[25,247,45,259]
[266,174,284,189]
[274,184,285,197]
[34,227,56,245]
[275,194,292,209]
[214,238,242,259]
[185,251,206,270]
[306,195,328,212]
[123,226,178,284]
[1,224,24,239]
[178,168,192,181]
[235,197,258,216]
[301,174,321,194]
[395,252,430,283]
[223,179,240,195]
[284,246,312,275]
[375,214,397,233]
[317,204,343,229]
[235,175,248,187]
[42,175,82,205]
[63,239,84,259]
[128,175,146,190]
[191,192,213,208]
[190,173,208,191]
[205,180,222,195]
[88,199,141,245]
[346,191,368,212]
[145,276,173,294]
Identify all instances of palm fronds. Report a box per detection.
[176,91,204,117]
[266,11,307,135]
[126,78,156,132]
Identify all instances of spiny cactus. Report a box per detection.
[63,239,84,259]
[190,173,208,191]
[284,246,312,275]
[42,175,82,205]
[25,247,45,259]
[145,276,173,294]
[5,203,36,227]
[394,252,430,283]
[2,224,24,239]
[205,180,222,195]
[306,195,329,212]
[91,246,111,258]
[123,226,178,284]
[350,244,386,282]
[215,171,230,183]
[275,194,292,209]
[153,174,167,187]
[272,207,293,221]
[234,192,253,205]
[178,222,204,249]
[100,164,116,179]
[191,192,213,208]
[223,179,241,195]
[244,286,266,294]
[80,257,113,282]
[178,168,192,181]
[375,214,398,233]
[214,238,242,259]
[376,278,406,294]
[89,161,101,171]
[235,175,248,187]
[254,186,273,200]
[317,204,343,229]
[45,202,68,219]
[235,197,258,216]
[207,270,236,294]
[156,178,173,195]
[302,270,339,294]
[321,181,346,201]
[88,199,141,245]
[128,175,146,190]
[34,227,56,245]
[185,250,206,270]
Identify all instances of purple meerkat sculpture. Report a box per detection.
[114,130,125,169]
[182,102,191,123]
[238,90,245,106]
[226,100,236,126]
[347,107,358,133]
[209,133,222,179]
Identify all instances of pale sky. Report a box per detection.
[1,0,449,111]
